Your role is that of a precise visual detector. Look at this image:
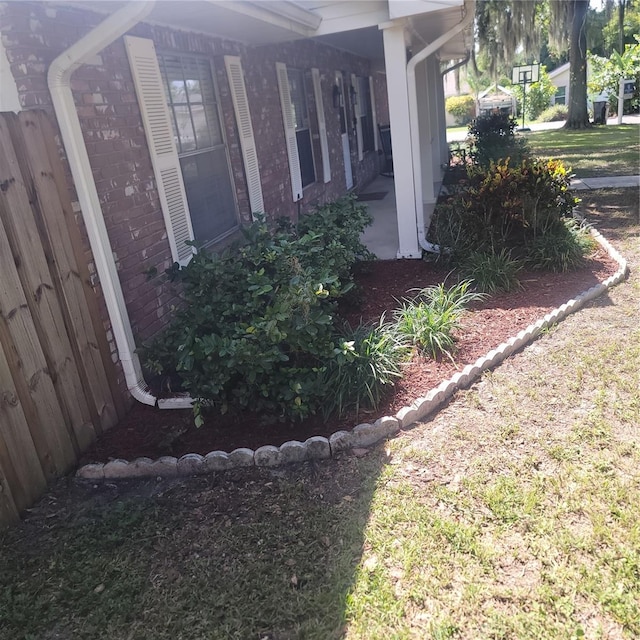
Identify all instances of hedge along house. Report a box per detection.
[0,0,474,411]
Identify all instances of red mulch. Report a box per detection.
[79,250,618,464]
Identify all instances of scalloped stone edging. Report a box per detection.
[76,229,629,480]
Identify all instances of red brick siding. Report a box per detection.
[1,1,389,387]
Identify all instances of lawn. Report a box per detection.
[0,188,638,639]
[524,124,640,178]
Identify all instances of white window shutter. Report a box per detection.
[311,68,331,184]
[369,75,379,152]
[276,62,303,202]
[124,36,194,265]
[224,56,264,217]
[351,73,363,161]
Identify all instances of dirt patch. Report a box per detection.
[79,246,618,465]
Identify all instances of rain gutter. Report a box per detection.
[47,1,163,407]
[406,0,474,253]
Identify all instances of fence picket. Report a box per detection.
[32,112,125,426]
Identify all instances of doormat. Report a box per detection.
[358,191,388,201]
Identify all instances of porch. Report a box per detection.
[359,175,440,260]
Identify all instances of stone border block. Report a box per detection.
[177,453,204,476]
[413,396,437,421]
[279,440,307,464]
[103,459,130,479]
[305,436,330,459]
[437,378,457,400]
[350,423,383,447]
[395,405,418,429]
[150,456,178,477]
[450,371,469,388]
[127,457,155,478]
[375,416,400,437]
[462,363,481,385]
[228,448,255,467]
[329,430,354,453]
[255,445,281,467]
[204,451,232,472]
[76,463,104,480]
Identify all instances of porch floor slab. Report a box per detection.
[359,174,399,260]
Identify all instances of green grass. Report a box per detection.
[524,124,640,178]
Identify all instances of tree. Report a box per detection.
[589,36,640,114]
[475,0,591,129]
[550,0,591,128]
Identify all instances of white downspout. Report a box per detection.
[47,1,161,407]
[406,0,474,253]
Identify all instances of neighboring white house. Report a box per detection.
[548,62,570,106]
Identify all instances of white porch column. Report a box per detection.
[382,22,421,259]
[416,59,435,207]
[435,61,449,169]
[427,57,442,195]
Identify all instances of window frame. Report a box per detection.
[158,50,240,248]
[286,66,317,190]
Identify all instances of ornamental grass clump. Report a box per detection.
[141,196,377,425]
[394,280,485,360]
[461,249,522,293]
[321,319,411,419]
[526,217,597,272]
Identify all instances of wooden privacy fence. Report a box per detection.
[0,111,126,527]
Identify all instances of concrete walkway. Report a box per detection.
[571,175,640,190]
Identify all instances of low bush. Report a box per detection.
[142,196,374,424]
[526,218,597,272]
[431,157,578,258]
[537,104,568,122]
[461,249,522,293]
[321,319,411,419]
[394,281,484,360]
[466,112,529,168]
[446,94,476,125]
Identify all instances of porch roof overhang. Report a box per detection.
[64,0,472,64]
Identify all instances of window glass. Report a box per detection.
[159,52,238,245]
[286,68,315,188]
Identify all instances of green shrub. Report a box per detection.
[446,94,476,125]
[321,319,410,419]
[394,280,484,360]
[537,104,568,122]
[461,249,522,293]
[466,112,529,168]
[141,196,374,424]
[431,157,578,258]
[525,218,597,272]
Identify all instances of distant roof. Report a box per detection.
[478,84,515,99]
[548,62,570,79]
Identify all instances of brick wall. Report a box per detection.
[0,1,389,400]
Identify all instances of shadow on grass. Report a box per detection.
[0,452,388,640]
[580,187,640,244]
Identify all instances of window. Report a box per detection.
[158,53,238,245]
[554,86,566,105]
[358,76,375,153]
[287,68,316,188]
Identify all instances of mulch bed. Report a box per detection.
[79,248,619,465]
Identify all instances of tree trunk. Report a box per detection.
[618,0,626,55]
[564,0,591,129]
